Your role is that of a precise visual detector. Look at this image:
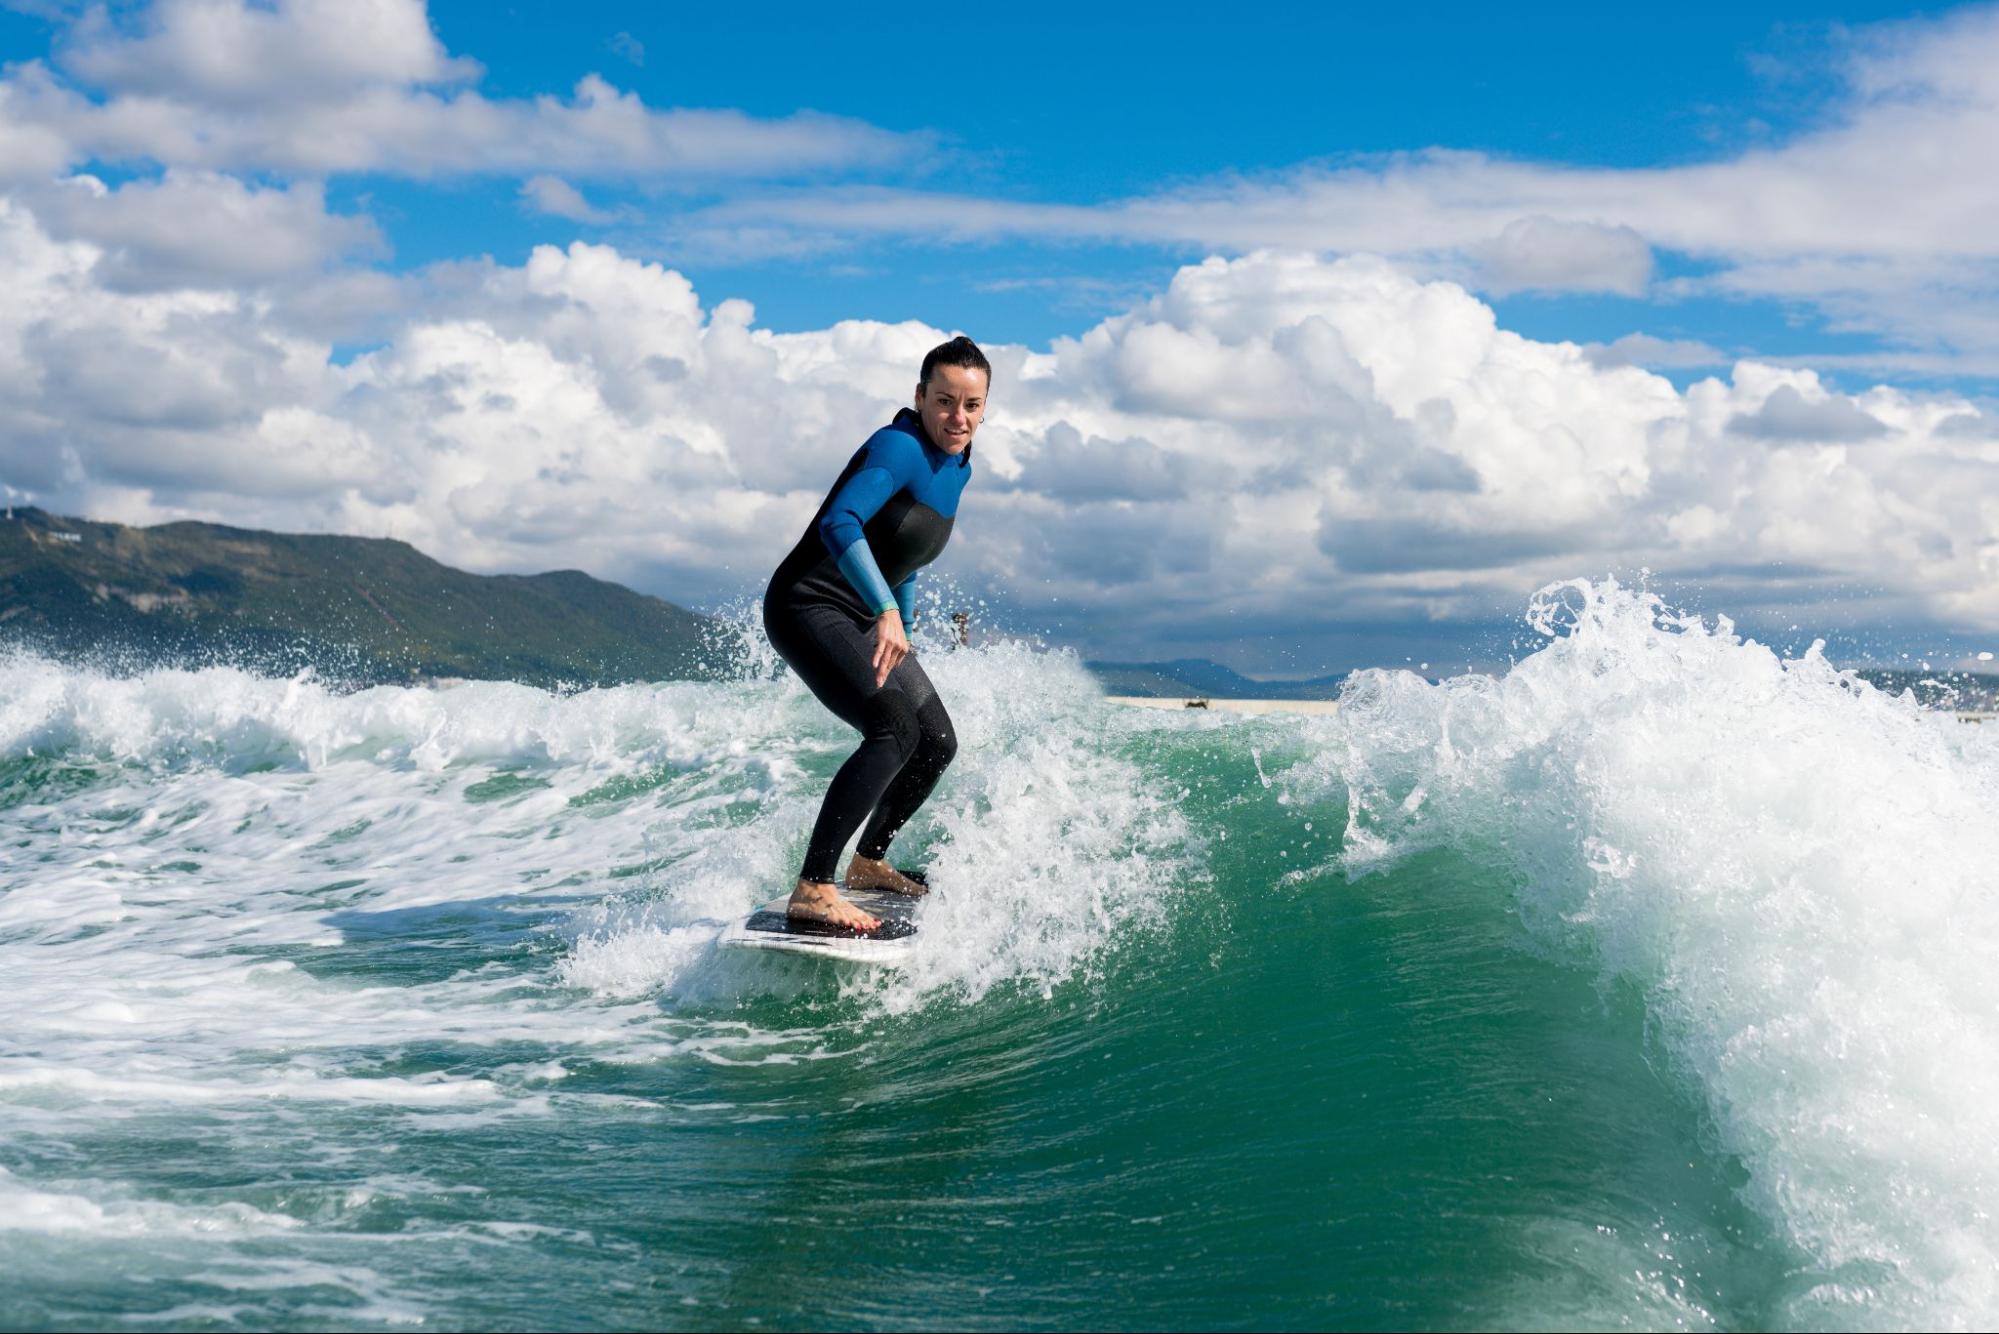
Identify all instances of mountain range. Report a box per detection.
[1,507,720,687]
[7,507,1996,711]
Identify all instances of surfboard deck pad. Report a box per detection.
[722,888,922,963]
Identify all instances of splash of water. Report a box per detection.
[561,615,1198,1010]
[1287,576,1999,1328]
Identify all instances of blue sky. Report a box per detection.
[493,1,1987,386]
[392,2,1947,368]
[3,0,1998,671]
[0,0,1942,366]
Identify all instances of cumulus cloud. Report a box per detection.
[13,0,1999,384]
[1938,411,1999,440]
[996,423,1206,504]
[1728,383,1890,442]
[1583,333,1727,370]
[1471,216,1654,296]
[2,201,1994,658]
[29,171,381,288]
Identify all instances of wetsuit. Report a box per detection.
[764,407,972,883]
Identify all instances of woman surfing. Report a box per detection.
[762,336,988,931]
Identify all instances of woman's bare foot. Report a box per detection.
[844,855,928,896]
[788,879,880,931]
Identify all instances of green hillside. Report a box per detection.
[0,508,722,687]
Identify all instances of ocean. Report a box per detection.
[3,577,1995,1331]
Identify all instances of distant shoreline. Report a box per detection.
[1107,695,1999,723]
[1106,695,1339,716]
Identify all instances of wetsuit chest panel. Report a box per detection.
[767,409,973,619]
[864,494,956,589]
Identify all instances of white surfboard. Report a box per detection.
[720,887,921,964]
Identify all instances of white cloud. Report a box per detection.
[0,74,76,180]
[29,170,381,288]
[1728,383,1889,442]
[746,9,1999,262]
[519,175,614,225]
[11,0,1999,385]
[2,201,1994,655]
[675,6,1999,364]
[1938,411,1999,440]
[0,196,384,500]
[60,0,480,108]
[1583,333,1727,371]
[0,2,922,181]
[607,31,644,68]
[0,0,77,20]
[1471,216,1654,296]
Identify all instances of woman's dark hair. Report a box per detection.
[920,335,991,390]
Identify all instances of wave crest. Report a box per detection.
[1291,576,1999,1327]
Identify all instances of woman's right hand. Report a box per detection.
[872,609,909,687]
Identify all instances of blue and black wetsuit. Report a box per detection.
[764,407,972,883]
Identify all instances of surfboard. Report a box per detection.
[721,887,921,964]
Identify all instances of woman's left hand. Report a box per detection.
[872,609,910,687]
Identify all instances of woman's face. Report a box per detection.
[915,364,987,455]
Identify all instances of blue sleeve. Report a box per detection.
[834,543,897,615]
[818,429,921,614]
[893,573,917,626]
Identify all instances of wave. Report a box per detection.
[0,618,1197,1104]
[7,583,1996,1328]
[559,630,1200,1010]
[1284,576,1999,1328]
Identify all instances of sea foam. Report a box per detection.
[1,616,1191,1141]
[559,629,1199,1010]
[1287,577,1999,1328]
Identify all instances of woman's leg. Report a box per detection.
[856,689,955,862]
[764,600,936,896]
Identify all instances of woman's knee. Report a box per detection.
[863,690,922,762]
[918,702,957,769]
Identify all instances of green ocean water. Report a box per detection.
[4,582,1997,1330]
